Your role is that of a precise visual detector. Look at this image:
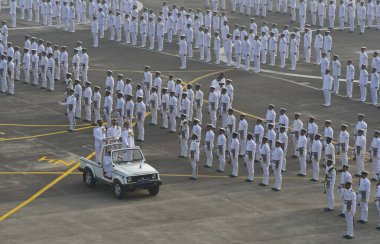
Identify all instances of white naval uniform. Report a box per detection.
[135,101,146,141]
[179,120,189,157]
[297,134,308,175]
[245,139,256,181]
[260,142,271,185]
[355,135,366,175]
[311,139,322,180]
[189,139,200,178]
[61,95,77,131]
[338,130,350,166]
[332,59,341,94]
[217,133,227,172]
[358,177,371,222]
[93,126,106,163]
[322,74,333,106]
[325,165,336,210]
[343,188,356,237]
[230,137,240,176]
[272,146,284,190]
[204,130,215,167]
[346,64,355,97]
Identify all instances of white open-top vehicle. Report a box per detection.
[79,143,162,199]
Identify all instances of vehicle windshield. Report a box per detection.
[112,149,144,164]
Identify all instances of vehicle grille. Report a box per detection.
[131,174,154,182]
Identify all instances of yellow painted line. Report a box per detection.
[0,108,153,221]
[0,123,90,127]
[0,171,81,175]
[0,152,95,222]
[0,125,94,142]
[0,132,5,135]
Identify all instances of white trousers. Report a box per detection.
[312,159,320,180]
[69,18,75,32]
[323,89,331,106]
[24,68,30,83]
[345,212,354,237]
[218,150,226,171]
[231,154,239,176]
[157,35,164,51]
[371,87,378,105]
[169,112,176,132]
[10,14,16,27]
[125,29,130,44]
[273,165,282,190]
[204,145,213,167]
[269,50,276,66]
[85,104,91,121]
[261,162,269,185]
[109,26,115,40]
[149,35,155,49]
[346,79,353,97]
[137,119,145,140]
[47,71,54,90]
[140,33,147,47]
[360,85,367,102]
[280,51,286,68]
[116,28,121,42]
[326,188,334,209]
[68,111,75,131]
[333,75,340,94]
[356,153,365,175]
[180,136,188,157]
[191,159,198,178]
[180,54,186,68]
[299,155,307,175]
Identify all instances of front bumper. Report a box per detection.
[124,180,162,191]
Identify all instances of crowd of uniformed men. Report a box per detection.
[1,0,380,239]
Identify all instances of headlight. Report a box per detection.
[127,177,132,183]
[151,174,157,180]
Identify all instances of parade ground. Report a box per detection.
[1,0,380,243]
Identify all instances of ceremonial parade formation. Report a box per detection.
[0,0,379,241]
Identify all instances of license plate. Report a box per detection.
[137,178,150,184]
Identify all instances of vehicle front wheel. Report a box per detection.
[84,169,96,187]
[113,180,125,199]
[148,186,159,196]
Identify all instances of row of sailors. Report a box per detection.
[323,165,380,238]
[0,38,90,92]
[6,0,138,27]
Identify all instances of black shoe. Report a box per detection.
[271,188,276,191]
[229,174,236,178]
[338,213,345,217]
[67,129,74,132]
[354,174,361,177]
[292,155,298,158]
[376,226,380,230]
[245,179,253,182]
[361,220,367,224]
[203,165,211,168]
[343,235,349,239]
[281,170,286,172]
[75,117,81,119]
[189,177,196,180]
[274,188,280,191]
[83,119,90,122]
[297,173,306,177]
[216,169,221,173]
[160,127,167,129]
[238,155,243,158]
[346,236,354,239]
[370,178,377,182]
[324,208,332,212]
[254,160,260,163]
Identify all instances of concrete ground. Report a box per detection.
[0,1,379,243]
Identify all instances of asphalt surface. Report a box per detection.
[0,1,380,243]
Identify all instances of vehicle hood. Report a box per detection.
[114,162,158,176]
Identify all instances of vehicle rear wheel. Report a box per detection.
[113,180,125,199]
[148,186,159,196]
[84,169,96,187]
